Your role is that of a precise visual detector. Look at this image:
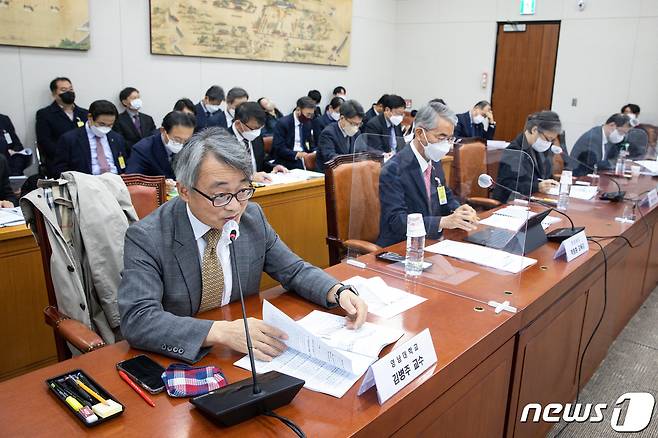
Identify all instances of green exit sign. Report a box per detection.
[520,0,536,15]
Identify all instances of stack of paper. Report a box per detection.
[263,168,324,185]
[478,206,536,232]
[234,301,404,398]
[487,140,510,150]
[635,160,658,176]
[0,207,25,227]
[569,185,598,200]
[424,240,537,274]
[342,276,427,319]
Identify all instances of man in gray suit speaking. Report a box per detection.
[118,128,367,363]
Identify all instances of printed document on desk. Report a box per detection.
[264,168,324,185]
[342,276,427,319]
[234,301,403,398]
[636,160,658,175]
[0,207,25,227]
[425,240,537,274]
[478,206,536,231]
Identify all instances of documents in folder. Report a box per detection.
[0,207,25,227]
[234,301,404,398]
[263,168,324,185]
[424,240,537,274]
[342,276,427,319]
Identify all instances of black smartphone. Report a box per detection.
[116,355,166,394]
[376,251,406,263]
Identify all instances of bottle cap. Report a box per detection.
[406,213,426,237]
[560,170,573,185]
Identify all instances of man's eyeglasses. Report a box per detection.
[193,186,255,207]
[539,132,558,144]
[344,118,362,128]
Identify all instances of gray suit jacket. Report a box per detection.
[569,126,619,176]
[118,196,338,362]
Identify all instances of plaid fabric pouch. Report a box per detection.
[161,363,228,397]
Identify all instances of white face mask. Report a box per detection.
[164,136,183,154]
[90,124,111,137]
[242,127,261,142]
[330,111,341,121]
[343,123,359,137]
[472,114,485,124]
[421,129,451,161]
[531,136,552,153]
[608,129,625,144]
[389,114,403,126]
[205,104,220,113]
[130,98,143,111]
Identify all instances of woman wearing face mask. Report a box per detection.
[316,100,364,172]
[492,111,562,203]
[376,102,479,247]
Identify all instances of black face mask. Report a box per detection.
[59,91,76,105]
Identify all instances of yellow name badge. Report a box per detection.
[118,155,126,169]
[76,118,84,128]
[437,186,447,205]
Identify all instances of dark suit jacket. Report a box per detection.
[272,113,314,169]
[312,112,337,147]
[569,126,620,177]
[194,103,228,132]
[0,113,29,176]
[35,102,88,176]
[362,107,378,129]
[118,197,338,362]
[454,111,496,140]
[364,114,405,153]
[377,144,460,247]
[316,122,360,172]
[492,133,555,203]
[227,125,267,172]
[125,133,175,179]
[0,154,17,206]
[53,126,127,177]
[112,111,156,154]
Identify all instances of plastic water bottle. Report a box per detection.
[557,170,571,211]
[615,147,627,175]
[405,213,426,276]
[590,164,600,189]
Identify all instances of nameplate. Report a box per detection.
[647,189,658,209]
[554,230,588,262]
[357,328,437,404]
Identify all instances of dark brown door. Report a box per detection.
[491,22,560,141]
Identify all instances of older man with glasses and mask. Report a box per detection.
[119,128,367,363]
[377,102,478,247]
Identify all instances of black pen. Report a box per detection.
[61,377,94,405]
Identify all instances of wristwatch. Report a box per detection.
[334,284,359,303]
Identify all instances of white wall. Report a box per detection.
[0,0,396,155]
[394,0,658,147]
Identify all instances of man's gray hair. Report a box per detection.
[174,127,253,188]
[414,101,458,130]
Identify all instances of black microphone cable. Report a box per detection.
[264,410,306,438]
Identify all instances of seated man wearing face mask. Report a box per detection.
[569,113,632,177]
[227,101,288,183]
[53,100,128,177]
[316,100,364,172]
[364,94,407,155]
[112,87,157,154]
[312,96,344,147]
[377,102,478,247]
[125,111,196,179]
[194,86,228,132]
[454,100,496,140]
[492,111,562,203]
[272,96,317,170]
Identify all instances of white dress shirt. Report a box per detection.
[232,122,257,173]
[225,108,234,127]
[293,112,303,152]
[601,126,607,159]
[85,122,117,175]
[186,205,232,306]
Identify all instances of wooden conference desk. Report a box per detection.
[1,175,657,437]
[0,178,328,381]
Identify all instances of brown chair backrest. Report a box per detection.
[452,140,488,199]
[638,124,657,147]
[303,151,317,172]
[263,136,273,154]
[441,155,453,187]
[121,174,166,219]
[324,153,384,265]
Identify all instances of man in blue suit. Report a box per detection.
[316,100,364,172]
[363,94,407,154]
[569,113,632,176]
[35,77,88,177]
[454,100,497,140]
[272,96,316,169]
[53,100,127,177]
[194,85,227,132]
[125,111,196,179]
[312,96,343,146]
[377,102,478,247]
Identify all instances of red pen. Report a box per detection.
[118,370,156,407]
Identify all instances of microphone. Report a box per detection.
[551,145,625,202]
[478,174,584,242]
[190,221,305,427]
